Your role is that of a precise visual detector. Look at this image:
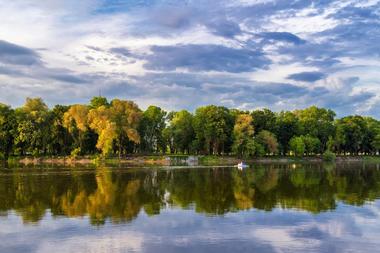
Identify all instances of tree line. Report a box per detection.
[1,96,380,159]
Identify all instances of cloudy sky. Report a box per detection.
[0,0,379,117]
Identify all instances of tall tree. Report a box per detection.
[63,104,90,154]
[289,136,305,157]
[193,105,234,154]
[363,117,380,154]
[166,110,194,154]
[48,105,72,155]
[0,103,16,160]
[232,114,255,158]
[15,98,50,156]
[294,106,335,151]
[251,109,276,134]
[139,106,166,153]
[89,96,109,109]
[256,130,278,155]
[335,116,366,154]
[275,111,300,155]
[88,99,142,157]
[301,135,321,155]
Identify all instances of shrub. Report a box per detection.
[323,150,336,162]
[70,148,81,159]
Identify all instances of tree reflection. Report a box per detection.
[1,163,380,224]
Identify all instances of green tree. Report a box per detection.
[0,103,16,160]
[168,110,194,154]
[275,111,300,155]
[49,105,72,155]
[256,130,278,155]
[363,117,380,154]
[289,136,305,156]
[294,106,335,151]
[193,105,234,154]
[89,96,109,109]
[302,135,321,155]
[139,106,166,153]
[15,98,50,156]
[251,109,276,134]
[335,116,366,154]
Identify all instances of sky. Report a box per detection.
[0,0,379,117]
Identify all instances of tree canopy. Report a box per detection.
[2,97,380,159]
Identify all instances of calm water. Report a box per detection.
[1,163,380,253]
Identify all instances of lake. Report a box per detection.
[1,162,380,253]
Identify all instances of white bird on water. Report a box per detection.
[237,161,249,170]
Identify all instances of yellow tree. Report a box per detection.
[109,99,141,154]
[88,100,142,156]
[232,114,255,158]
[88,105,116,156]
[63,104,89,153]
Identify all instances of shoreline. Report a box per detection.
[4,155,380,167]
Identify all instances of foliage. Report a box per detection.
[139,106,166,153]
[165,110,194,154]
[88,99,142,156]
[0,103,16,159]
[70,147,81,159]
[289,136,305,156]
[63,104,91,154]
[256,130,278,155]
[232,114,255,158]
[294,106,335,151]
[193,105,234,154]
[323,150,336,162]
[89,96,109,109]
[14,98,50,156]
[335,116,367,154]
[50,105,72,155]
[275,111,300,154]
[302,135,321,155]
[253,142,266,157]
[2,97,380,158]
[251,108,276,134]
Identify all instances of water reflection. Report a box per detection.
[1,163,380,224]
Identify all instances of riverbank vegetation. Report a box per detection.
[1,96,380,161]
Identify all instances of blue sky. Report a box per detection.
[0,0,379,117]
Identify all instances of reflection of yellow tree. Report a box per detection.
[61,191,88,217]
[5,163,380,225]
[122,179,141,221]
[87,168,117,223]
[232,170,255,210]
[60,168,143,224]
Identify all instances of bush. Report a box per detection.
[70,148,81,159]
[323,150,336,162]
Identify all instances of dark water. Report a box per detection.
[1,163,380,253]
